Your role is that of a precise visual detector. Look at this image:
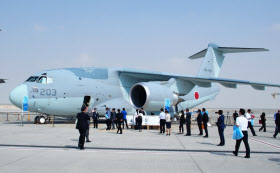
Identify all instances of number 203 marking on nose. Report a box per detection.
[40,89,57,96]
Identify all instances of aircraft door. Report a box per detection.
[83,96,91,107]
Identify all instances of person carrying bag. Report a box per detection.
[232,108,250,158]
[232,125,244,140]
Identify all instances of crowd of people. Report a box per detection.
[75,105,280,158]
[76,106,133,149]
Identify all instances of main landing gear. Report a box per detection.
[34,116,47,124]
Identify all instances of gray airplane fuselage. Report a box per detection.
[12,43,273,118]
[9,67,220,117]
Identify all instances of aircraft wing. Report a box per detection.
[119,69,280,90]
[0,79,6,83]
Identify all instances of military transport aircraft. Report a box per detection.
[9,43,280,123]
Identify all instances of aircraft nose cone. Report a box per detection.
[9,84,28,108]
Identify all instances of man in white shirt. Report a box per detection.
[159,108,166,133]
[233,108,250,158]
[246,109,257,136]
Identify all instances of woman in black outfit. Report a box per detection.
[259,112,266,132]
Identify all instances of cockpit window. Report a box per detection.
[37,76,47,84]
[26,76,39,82]
[37,76,54,84]
[47,77,54,84]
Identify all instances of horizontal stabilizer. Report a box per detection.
[189,43,268,59]
[217,47,268,54]
[188,49,207,59]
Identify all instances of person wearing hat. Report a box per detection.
[76,105,90,150]
[216,110,225,146]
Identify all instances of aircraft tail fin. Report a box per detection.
[189,43,268,78]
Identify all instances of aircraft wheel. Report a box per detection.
[34,116,39,124]
[39,116,46,124]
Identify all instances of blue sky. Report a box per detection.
[1,0,280,108]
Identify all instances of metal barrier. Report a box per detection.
[0,112,45,122]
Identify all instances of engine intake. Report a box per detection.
[129,82,179,111]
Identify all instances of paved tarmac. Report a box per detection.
[0,120,279,173]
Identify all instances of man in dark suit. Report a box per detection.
[185,108,192,136]
[76,105,90,150]
[93,108,99,128]
[116,109,124,134]
[111,108,116,130]
[202,108,209,137]
[273,110,280,138]
[216,110,226,146]
[197,109,203,135]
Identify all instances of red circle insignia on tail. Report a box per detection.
[194,91,199,100]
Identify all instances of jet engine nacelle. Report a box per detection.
[129,82,179,111]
